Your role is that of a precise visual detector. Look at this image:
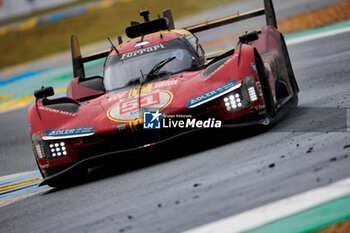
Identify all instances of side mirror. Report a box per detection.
[239,30,259,44]
[34,86,55,99]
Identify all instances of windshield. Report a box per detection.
[104,38,197,91]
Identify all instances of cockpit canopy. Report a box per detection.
[104,37,203,92]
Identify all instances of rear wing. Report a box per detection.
[184,0,277,33]
[70,0,276,79]
[70,34,110,79]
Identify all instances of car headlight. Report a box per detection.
[48,141,67,157]
[223,93,242,111]
[222,76,258,112]
[34,143,45,159]
[32,133,49,159]
[32,134,67,159]
[243,75,258,102]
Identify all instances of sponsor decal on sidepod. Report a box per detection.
[45,126,95,137]
[187,78,237,108]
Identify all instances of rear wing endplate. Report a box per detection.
[71,34,109,79]
[184,0,277,33]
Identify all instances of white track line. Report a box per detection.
[183,177,350,233]
[286,26,350,45]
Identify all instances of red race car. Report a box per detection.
[28,0,298,186]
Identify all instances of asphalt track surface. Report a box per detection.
[1,1,350,233]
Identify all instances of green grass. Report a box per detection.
[0,0,238,70]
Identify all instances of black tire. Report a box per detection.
[254,50,276,120]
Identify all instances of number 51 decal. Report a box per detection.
[120,92,160,114]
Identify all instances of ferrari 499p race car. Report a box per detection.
[28,0,299,186]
